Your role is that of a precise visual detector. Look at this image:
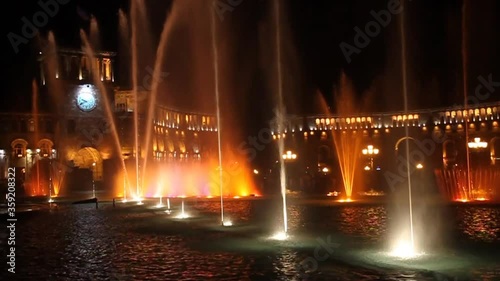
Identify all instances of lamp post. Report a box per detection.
[48,157,53,203]
[36,148,40,194]
[92,162,96,198]
[282,150,297,160]
[362,145,379,170]
[468,137,488,149]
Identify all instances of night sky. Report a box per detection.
[1,0,500,122]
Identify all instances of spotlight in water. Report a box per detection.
[175,199,188,219]
[390,239,422,259]
[122,199,128,203]
[164,209,172,214]
[270,231,288,241]
[155,203,164,208]
[132,195,144,205]
[338,198,352,203]
[48,198,54,203]
[222,220,233,226]
[175,212,189,219]
[476,197,487,201]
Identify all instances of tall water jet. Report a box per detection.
[44,32,63,103]
[32,79,41,196]
[176,199,188,219]
[462,0,472,197]
[141,6,178,202]
[274,0,288,237]
[392,0,415,257]
[43,32,64,198]
[330,74,365,200]
[210,1,226,226]
[118,8,131,200]
[80,30,129,197]
[89,15,100,50]
[130,0,141,200]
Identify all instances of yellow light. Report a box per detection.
[269,231,288,241]
[253,169,259,175]
[364,165,371,171]
[322,167,329,173]
[416,163,423,169]
[390,239,421,259]
[468,137,488,149]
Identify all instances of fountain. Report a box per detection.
[390,0,418,258]
[175,199,189,219]
[79,30,129,200]
[115,0,258,201]
[436,166,500,202]
[329,74,366,201]
[462,0,472,199]
[130,0,142,202]
[431,0,500,204]
[273,0,288,240]
[210,2,229,227]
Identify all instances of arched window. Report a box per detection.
[37,139,54,158]
[11,139,28,158]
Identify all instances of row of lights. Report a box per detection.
[273,113,499,134]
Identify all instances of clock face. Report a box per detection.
[76,90,97,111]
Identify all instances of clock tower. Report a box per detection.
[38,48,118,196]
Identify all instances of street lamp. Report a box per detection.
[468,137,488,149]
[362,145,379,170]
[92,162,96,198]
[48,157,53,203]
[282,150,297,160]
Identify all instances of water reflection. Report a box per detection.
[339,206,387,241]
[3,200,500,280]
[456,207,500,242]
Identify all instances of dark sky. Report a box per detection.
[1,0,500,117]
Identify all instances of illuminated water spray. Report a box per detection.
[392,0,416,257]
[176,199,188,219]
[211,2,228,226]
[274,0,288,239]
